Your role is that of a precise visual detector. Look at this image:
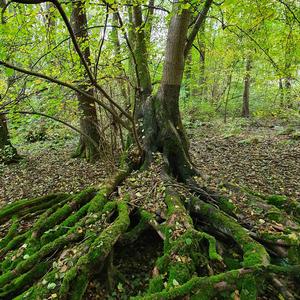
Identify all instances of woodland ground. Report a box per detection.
[0,117,299,299]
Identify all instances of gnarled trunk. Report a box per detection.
[136,3,196,180]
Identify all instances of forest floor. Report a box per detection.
[1,118,299,203]
[0,118,299,299]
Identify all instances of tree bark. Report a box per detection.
[129,0,213,180]
[0,113,18,163]
[242,57,251,118]
[71,0,101,161]
[0,0,18,163]
[198,23,206,98]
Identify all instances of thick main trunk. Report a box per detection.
[131,1,212,179]
[71,0,101,161]
[140,4,195,180]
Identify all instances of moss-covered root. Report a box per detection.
[120,210,154,245]
[146,191,222,299]
[58,200,130,299]
[190,196,270,268]
[29,188,96,241]
[0,261,51,299]
[136,268,254,300]
[0,216,18,249]
[0,193,69,224]
[0,231,83,288]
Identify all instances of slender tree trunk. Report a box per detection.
[0,0,18,163]
[198,24,206,98]
[0,113,19,163]
[71,0,101,161]
[185,52,192,101]
[42,2,56,46]
[242,57,251,118]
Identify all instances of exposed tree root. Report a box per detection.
[0,162,299,299]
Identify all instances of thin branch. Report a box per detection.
[1,110,99,148]
[184,0,213,58]
[94,4,109,78]
[0,60,130,130]
[11,0,133,122]
[276,0,300,25]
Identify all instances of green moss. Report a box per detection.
[223,257,242,270]
[218,197,237,215]
[265,195,287,208]
[147,275,164,294]
[41,201,91,244]
[14,269,58,300]
[121,210,153,244]
[134,269,242,300]
[60,200,130,297]
[102,201,117,214]
[0,231,82,287]
[288,246,300,264]
[88,188,109,212]
[190,196,269,268]
[259,232,299,246]
[0,193,67,224]
[239,275,257,300]
[168,263,191,286]
[59,266,78,298]
[70,273,89,300]
[30,188,95,240]
[0,261,50,298]
[265,209,284,222]
[0,216,18,249]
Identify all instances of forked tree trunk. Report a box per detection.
[71,0,101,161]
[130,1,212,180]
[242,57,251,118]
[133,3,197,181]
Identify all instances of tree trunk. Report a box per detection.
[135,3,195,180]
[198,24,206,98]
[71,0,101,161]
[0,1,18,163]
[242,57,251,118]
[129,1,212,180]
[0,114,18,163]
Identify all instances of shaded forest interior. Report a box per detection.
[0,0,300,299]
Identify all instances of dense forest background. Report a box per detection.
[0,0,299,299]
[0,0,299,157]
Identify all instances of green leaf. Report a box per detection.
[47,282,57,290]
[5,68,14,77]
[185,238,192,245]
[172,279,179,286]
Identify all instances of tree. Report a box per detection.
[0,0,19,163]
[0,0,299,299]
[70,0,102,161]
[241,56,251,118]
[0,112,19,163]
